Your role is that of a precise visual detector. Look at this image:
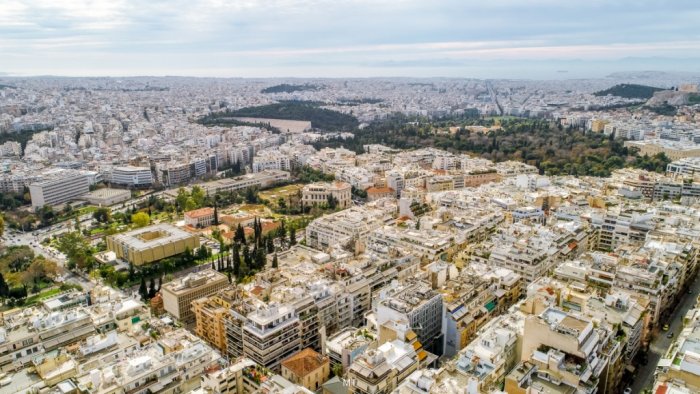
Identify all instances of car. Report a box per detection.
[667,332,674,339]
[0,377,10,386]
[663,324,669,331]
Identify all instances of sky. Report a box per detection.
[1,0,699,79]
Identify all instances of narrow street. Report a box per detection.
[630,276,700,393]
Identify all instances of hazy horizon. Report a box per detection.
[2,1,699,79]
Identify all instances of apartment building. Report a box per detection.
[106,223,200,265]
[509,307,612,394]
[28,168,90,208]
[252,151,291,172]
[236,304,303,372]
[192,294,231,353]
[403,312,525,394]
[334,167,375,190]
[325,327,377,370]
[161,269,229,323]
[305,202,396,250]
[589,209,655,251]
[376,281,444,355]
[74,329,221,394]
[347,340,421,394]
[655,306,700,392]
[367,225,462,263]
[302,181,352,209]
[440,264,522,357]
[463,169,500,188]
[110,165,153,187]
[0,307,95,372]
[667,156,700,177]
[199,357,298,394]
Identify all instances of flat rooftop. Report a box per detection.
[109,223,195,251]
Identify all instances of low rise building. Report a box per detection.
[281,347,331,392]
[80,188,131,206]
[185,207,217,228]
[106,223,200,265]
[302,181,352,209]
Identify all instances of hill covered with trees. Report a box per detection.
[312,115,671,177]
[261,84,321,94]
[224,101,358,131]
[593,84,664,99]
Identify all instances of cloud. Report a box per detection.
[0,0,698,77]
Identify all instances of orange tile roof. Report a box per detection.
[366,187,394,195]
[185,207,215,218]
[281,348,329,378]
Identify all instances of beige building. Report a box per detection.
[192,293,232,353]
[463,169,501,187]
[106,223,200,265]
[366,187,395,202]
[625,139,700,161]
[161,269,229,323]
[347,350,398,394]
[281,348,331,392]
[185,207,217,228]
[302,181,352,209]
[79,188,131,206]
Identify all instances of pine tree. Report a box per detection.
[272,253,278,269]
[128,262,135,281]
[235,224,246,244]
[157,276,162,292]
[0,273,9,298]
[227,271,232,283]
[138,276,148,301]
[255,247,265,269]
[289,227,297,245]
[232,244,241,276]
[253,217,261,242]
[148,278,156,298]
[266,236,274,253]
[278,220,286,241]
[243,245,252,269]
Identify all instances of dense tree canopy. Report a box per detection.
[312,115,671,177]
[593,84,664,99]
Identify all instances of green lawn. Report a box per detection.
[24,287,62,306]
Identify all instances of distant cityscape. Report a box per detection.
[0,71,699,394]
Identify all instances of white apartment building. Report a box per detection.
[231,304,303,372]
[28,168,90,208]
[305,203,396,250]
[375,281,444,354]
[252,151,291,172]
[334,166,375,190]
[110,166,153,187]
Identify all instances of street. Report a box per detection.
[630,276,700,393]
[3,228,95,291]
